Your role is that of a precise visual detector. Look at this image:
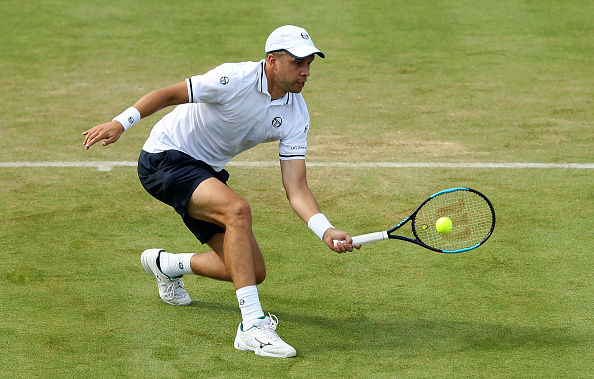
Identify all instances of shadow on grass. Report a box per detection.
[190,301,584,354]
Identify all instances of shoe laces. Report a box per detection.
[164,279,187,300]
[260,313,281,341]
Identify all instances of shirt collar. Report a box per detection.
[258,59,292,105]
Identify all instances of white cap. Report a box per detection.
[265,25,325,59]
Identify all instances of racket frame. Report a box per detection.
[351,187,495,253]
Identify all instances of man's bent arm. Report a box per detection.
[131,82,189,118]
[83,82,188,150]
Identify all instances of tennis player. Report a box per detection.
[82,25,359,358]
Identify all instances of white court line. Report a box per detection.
[0,161,592,171]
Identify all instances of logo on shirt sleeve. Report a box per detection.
[220,76,229,85]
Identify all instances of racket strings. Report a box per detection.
[414,191,494,251]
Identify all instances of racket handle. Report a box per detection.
[333,231,388,247]
[352,231,388,245]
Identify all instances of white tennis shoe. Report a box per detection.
[141,249,192,306]
[234,314,296,358]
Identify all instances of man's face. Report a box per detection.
[272,53,315,94]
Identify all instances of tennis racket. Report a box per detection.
[338,187,495,253]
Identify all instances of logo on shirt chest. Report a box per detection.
[272,117,283,128]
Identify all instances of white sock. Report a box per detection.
[158,252,195,278]
[236,285,265,330]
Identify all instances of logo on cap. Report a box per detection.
[301,32,310,40]
[220,76,229,85]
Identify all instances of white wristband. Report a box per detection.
[112,107,141,131]
[308,213,334,241]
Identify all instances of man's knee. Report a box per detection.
[225,198,252,228]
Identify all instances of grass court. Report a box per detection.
[1,0,592,377]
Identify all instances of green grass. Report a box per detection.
[1,0,593,377]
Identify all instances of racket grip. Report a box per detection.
[352,231,388,245]
[333,231,388,248]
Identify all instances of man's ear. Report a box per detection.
[266,53,280,69]
[266,54,278,67]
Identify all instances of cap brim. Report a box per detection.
[285,46,325,59]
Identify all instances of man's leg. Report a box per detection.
[184,177,267,328]
[184,177,262,290]
[184,177,296,358]
[188,232,266,285]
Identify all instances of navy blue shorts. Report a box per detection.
[137,149,229,244]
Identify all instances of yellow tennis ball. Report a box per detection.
[436,217,453,234]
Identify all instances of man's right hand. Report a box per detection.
[82,121,125,150]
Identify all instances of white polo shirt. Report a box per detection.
[142,59,310,172]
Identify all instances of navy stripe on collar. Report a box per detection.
[188,78,194,103]
[259,61,265,93]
